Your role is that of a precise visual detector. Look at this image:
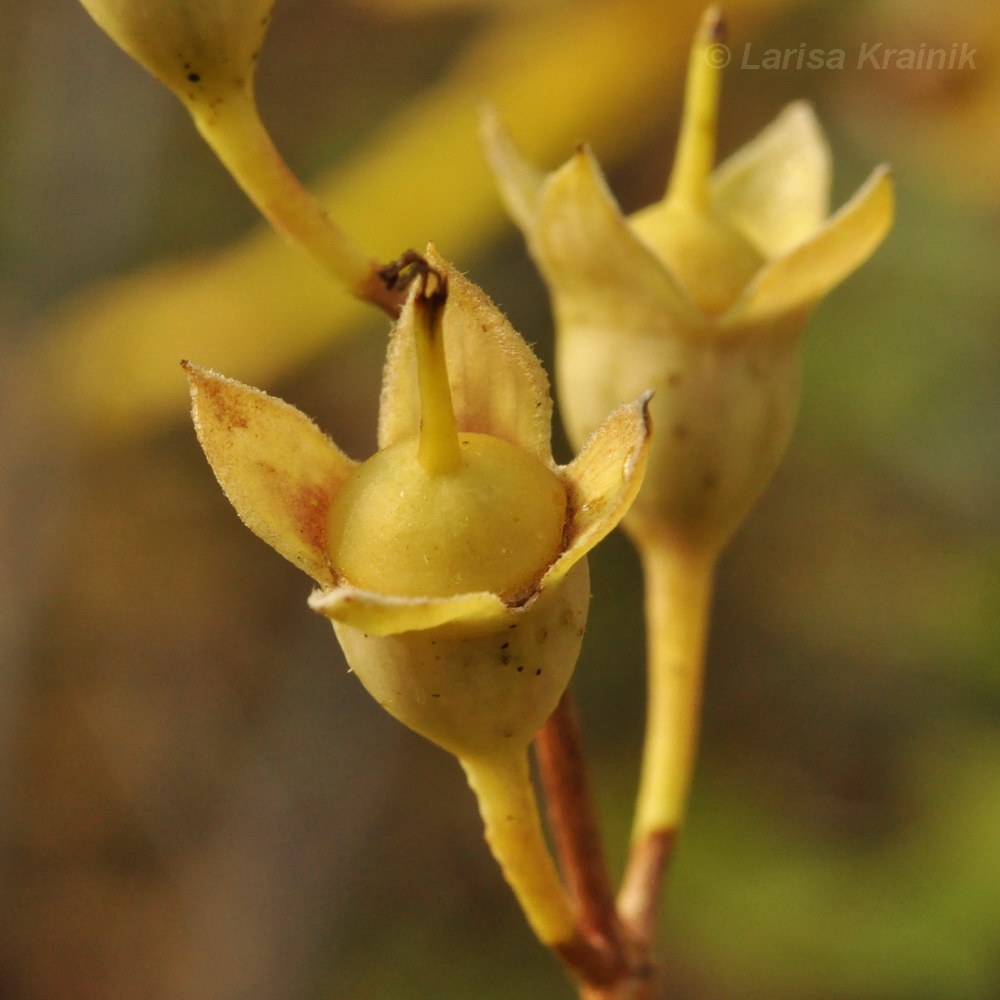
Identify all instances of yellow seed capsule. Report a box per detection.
[327,433,567,601]
[326,267,567,601]
[333,559,589,760]
[78,0,274,108]
[483,13,893,558]
[483,6,894,859]
[184,249,651,751]
[630,199,764,316]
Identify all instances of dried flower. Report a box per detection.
[483,8,895,920]
[483,9,894,557]
[184,247,649,950]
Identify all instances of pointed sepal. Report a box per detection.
[378,246,555,463]
[711,101,832,259]
[480,106,546,238]
[184,362,354,587]
[725,164,894,327]
[543,393,652,588]
[537,148,701,332]
[308,586,507,637]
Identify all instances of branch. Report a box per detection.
[535,693,627,970]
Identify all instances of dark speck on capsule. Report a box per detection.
[535,668,542,676]
[187,72,201,82]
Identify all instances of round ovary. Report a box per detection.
[333,559,590,759]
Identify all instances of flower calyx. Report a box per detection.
[326,264,569,605]
[481,7,894,556]
[185,247,651,760]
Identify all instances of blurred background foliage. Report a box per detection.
[0,0,998,997]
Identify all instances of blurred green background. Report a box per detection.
[0,0,998,997]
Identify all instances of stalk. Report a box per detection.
[618,538,715,944]
[189,89,401,316]
[535,693,624,956]
[461,750,577,946]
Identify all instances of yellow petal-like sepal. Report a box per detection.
[378,247,554,464]
[184,363,354,587]
[480,106,546,237]
[535,147,700,333]
[308,586,507,637]
[726,164,894,328]
[710,101,832,260]
[544,393,652,588]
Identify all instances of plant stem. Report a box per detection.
[461,750,578,944]
[580,977,657,1000]
[189,89,403,316]
[618,538,715,944]
[535,693,626,963]
[461,750,622,988]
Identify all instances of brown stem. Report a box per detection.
[356,248,431,319]
[536,693,627,963]
[354,265,409,319]
[580,974,657,1000]
[617,827,677,949]
[534,694,683,996]
[554,933,632,991]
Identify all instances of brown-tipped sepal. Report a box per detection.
[184,362,353,587]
